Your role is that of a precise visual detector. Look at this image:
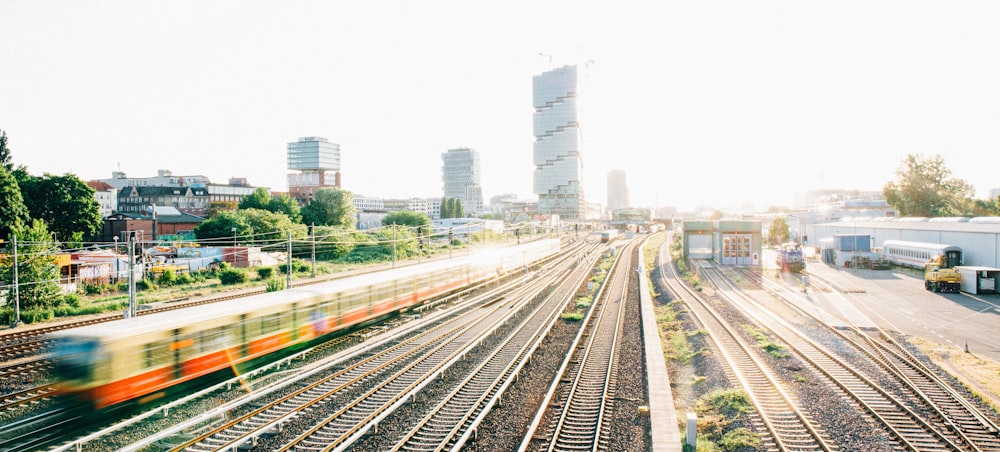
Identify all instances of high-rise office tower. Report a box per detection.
[607,169,629,211]
[441,147,483,215]
[533,65,584,219]
[287,136,341,204]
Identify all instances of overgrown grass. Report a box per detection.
[741,324,787,358]
[685,389,761,451]
[561,311,585,321]
[656,301,700,365]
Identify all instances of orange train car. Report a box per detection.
[50,239,559,410]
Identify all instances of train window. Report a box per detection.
[261,313,281,335]
[144,341,172,368]
[199,327,230,353]
[349,291,366,309]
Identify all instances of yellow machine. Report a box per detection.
[924,254,961,293]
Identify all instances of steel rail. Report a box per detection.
[709,266,962,451]
[389,244,604,451]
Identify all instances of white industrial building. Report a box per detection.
[806,218,1000,268]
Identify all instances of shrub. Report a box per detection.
[256,267,275,279]
[83,282,109,295]
[175,272,194,285]
[278,260,312,274]
[158,269,176,286]
[136,278,158,291]
[219,268,248,285]
[21,309,54,324]
[266,277,285,292]
[63,293,82,308]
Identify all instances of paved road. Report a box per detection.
[799,258,1000,362]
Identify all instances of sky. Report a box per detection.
[3,1,999,212]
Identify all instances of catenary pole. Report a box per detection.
[12,235,20,327]
[286,232,292,289]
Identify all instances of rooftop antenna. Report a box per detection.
[538,52,552,63]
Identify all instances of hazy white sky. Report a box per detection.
[3,1,999,211]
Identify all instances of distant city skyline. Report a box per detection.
[3,2,1000,211]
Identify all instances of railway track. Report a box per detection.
[75,241,597,452]
[389,242,604,451]
[706,265,967,450]
[519,240,636,451]
[660,259,835,451]
[742,267,1000,451]
[271,244,598,451]
[3,240,589,452]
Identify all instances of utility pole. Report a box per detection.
[391,224,397,268]
[310,223,316,278]
[12,235,20,327]
[449,227,454,258]
[128,234,136,318]
[286,232,293,289]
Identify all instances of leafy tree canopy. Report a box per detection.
[238,187,272,210]
[1,219,62,311]
[17,172,102,242]
[193,208,304,246]
[237,188,302,223]
[301,188,356,228]
[0,129,12,172]
[440,198,464,219]
[267,193,301,223]
[767,217,789,246]
[883,154,974,217]
[382,210,431,230]
[0,166,29,240]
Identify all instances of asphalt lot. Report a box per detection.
[794,258,1000,362]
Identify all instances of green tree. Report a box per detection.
[1,219,62,312]
[0,166,29,240]
[883,154,975,217]
[382,210,432,229]
[193,209,304,246]
[768,217,789,245]
[440,199,449,219]
[313,226,362,260]
[301,188,356,228]
[238,187,272,210]
[267,193,301,223]
[17,172,103,243]
[0,130,12,172]
[441,198,464,219]
[238,188,301,222]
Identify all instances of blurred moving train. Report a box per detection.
[50,239,560,411]
[599,230,619,243]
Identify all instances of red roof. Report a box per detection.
[87,181,116,191]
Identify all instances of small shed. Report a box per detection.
[955,266,999,294]
[828,234,875,268]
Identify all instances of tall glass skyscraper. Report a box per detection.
[441,147,483,215]
[533,65,584,219]
[607,169,629,211]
